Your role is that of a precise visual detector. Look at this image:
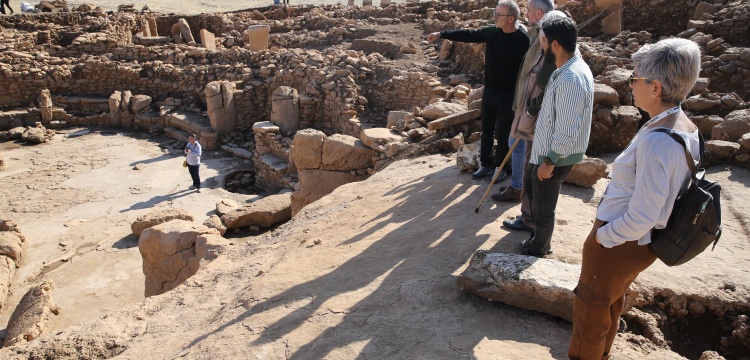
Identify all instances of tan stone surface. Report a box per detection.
[292,128,326,170]
[360,127,406,152]
[199,29,216,50]
[0,256,15,312]
[131,207,194,235]
[4,281,60,347]
[321,134,377,170]
[244,25,270,51]
[291,169,369,216]
[221,193,292,229]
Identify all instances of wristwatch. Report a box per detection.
[543,157,555,166]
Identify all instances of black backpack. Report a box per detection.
[649,129,722,266]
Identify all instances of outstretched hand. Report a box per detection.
[424,32,441,43]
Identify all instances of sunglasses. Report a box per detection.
[493,13,512,19]
[628,74,650,85]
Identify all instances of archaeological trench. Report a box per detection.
[0,0,749,358]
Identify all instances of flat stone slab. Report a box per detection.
[221,194,292,229]
[167,110,213,135]
[457,251,581,322]
[427,109,480,131]
[259,153,288,172]
[221,145,254,159]
[360,128,405,152]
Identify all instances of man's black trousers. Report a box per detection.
[480,89,514,169]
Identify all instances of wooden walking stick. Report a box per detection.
[475,137,520,213]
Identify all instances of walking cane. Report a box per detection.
[475,137,521,213]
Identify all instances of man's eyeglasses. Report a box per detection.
[628,74,651,85]
[493,13,512,19]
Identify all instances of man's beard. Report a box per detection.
[544,48,556,64]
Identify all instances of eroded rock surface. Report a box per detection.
[131,207,194,235]
[221,193,292,229]
[4,281,61,347]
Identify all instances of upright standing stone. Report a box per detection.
[39,89,53,122]
[109,91,122,126]
[596,0,623,35]
[200,29,216,50]
[205,81,237,134]
[178,18,195,44]
[141,19,151,37]
[147,17,158,36]
[271,86,300,134]
[171,23,183,44]
[244,25,270,51]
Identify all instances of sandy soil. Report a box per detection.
[1,132,747,358]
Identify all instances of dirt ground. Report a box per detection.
[1,131,748,358]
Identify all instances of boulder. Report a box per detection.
[292,129,326,170]
[705,140,740,163]
[291,169,369,216]
[421,102,468,120]
[177,18,195,44]
[360,128,405,153]
[22,127,48,144]
[215,198,238,215]
[131,207,194,235]
[739,133,750,149]
[438,39,453,60]
[684,96,720,112]
[322,134,377,170]
[691,115,723,138]
[203,215,227,236]
[199,29,216,50]
[138,220,221,297]
[588,105,641,153]
[692,2,718,20]
[39,89,53,122]
[0,231,24,263]
[712,109,750,141]
[456,142,481,171]
[593,83,619,106]
[566,157,607,187]
[3,281,61,347]
[9,127,25,139]
[244,25,270,51]
[130,95,152,113]
[221,194,292,229]
[467,86,483,105]
[386,111,412,129]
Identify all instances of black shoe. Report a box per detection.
[492,186,522,202]
[472,166,494,179]
[520,236,553,258]
[503,216,533,232]
[494,169,508,183]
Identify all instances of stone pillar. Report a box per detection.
[244,25,270,51]
[271,86,300,134]
[141,19,151,37]
[109,90,122,126]
[205,81,237,134]
[147,18,159,36]
[439,39,454,61]
[171,23,183,44]
[596,0,622,35]
[178,18,195,44]
[39,89,53,122]
[200,29,216,50]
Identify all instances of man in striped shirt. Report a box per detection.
[522,17,593,257]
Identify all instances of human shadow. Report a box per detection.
[119,189,194,212]
[180,164,570,358]
[112,233,139,249]
[129,153,177,167]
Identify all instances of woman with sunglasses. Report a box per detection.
[569,38,702,359]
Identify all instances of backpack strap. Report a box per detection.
[651,128,702,179]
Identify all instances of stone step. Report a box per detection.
[165,110,218,150]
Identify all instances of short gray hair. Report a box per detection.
[497,0,521,21]
[529,0,554,14]
[631,38,702,105]
[539,10,567,28]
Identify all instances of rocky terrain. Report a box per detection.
[1,0,749,359]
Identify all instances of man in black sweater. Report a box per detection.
[426,0,529,179]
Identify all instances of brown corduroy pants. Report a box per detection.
[568,220,658,360]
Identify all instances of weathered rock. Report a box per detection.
[215,198,238,216]
[130,95,152,113]
[705,140,740,163]
[386,110,412,129]
[147,18,158,36]
[109,90,122,125]
[713,110,750,141]
[692,115,723,138]
[292,129,326,169]
[684,96,720,112]
[467,86,483,105]
[457,251,580,321]
[22,127,48,144]
[456,142,481,171]
[205,81,237,134]
[739,133,750,149]
[322,134,377,170]
[566,157,607,187]
[0,154,5,171]
[593,83,619,106]
[350,39,401,58]
[199,29,216,50]
[203,215,227,236]
[138,220,220,297]
[421,102,468,120]
[589,105,641,153]
[244,25,270,51]
[693,2,718,20]
[4,281,61,347]
[271,86,300,134]
[221,194,292,229]
[427,109,480,131]
[439,39,453,60]
[39,89,53,122]
[291,169,369,216]
[9,127,25,139]
[360,128,405,153]
[0,256,15,312]
[177,18,195,44]
[0,231,24,263]
[120,91,132,114]
[131,207,194,235]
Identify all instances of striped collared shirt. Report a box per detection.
[530,53,594,167]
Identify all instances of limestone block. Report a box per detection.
[4,281,61,347]
[693,2,718,20]
[456,142,481,171]
[739,133,750,149]
[244,25,270,51]
[139,220,218,297]
[22,127,48,144]
[322,134,377,170]
[593,83,619,106]
[386,110,412,129]
[9,127,25,140]
[439,40,453,61]
[271,86,300,134]
[458,251,579,321]
[131,207,194,235]
[252,121,280,134]
[566,156,607,187]
[221,194,292,229]
[692,115,722,138]
[712,109,750,141]
[216,198,239,215]
[601,8,622,36]
[292,129,326,170]
[203,215,227,236]
[147,18,158,36]
[221,145,253,159]
[291,169,369,216]
[141,19,151,37]
[178,19,195,44]
[39,89,52,122]
[360,128,406,153]
[120,90,132,113]
[205,81,237,134]
[171,23,182,43]
[421,102,468,120]
[0,256,15,312]
[200,29,216,50]
[0,231,24,262]
[130,95,152,113]
[109,90,122,126]
[258,153,288,173]
[692,78,710,94]
[684,96,720,112]
[467,86,483,105]
[427,109,480,131]
[705,140,740,163]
